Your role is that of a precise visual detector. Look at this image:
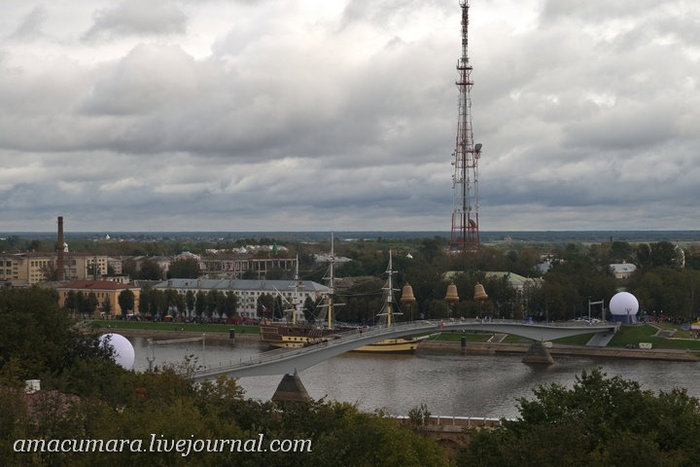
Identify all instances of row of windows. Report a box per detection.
[171,289,306,298]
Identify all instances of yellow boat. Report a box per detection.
[352,336,428,353]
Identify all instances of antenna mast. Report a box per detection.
[449,0,482,253]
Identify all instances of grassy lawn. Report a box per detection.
[608,324,657,347]
[608,324,700,351]
[88,320,259,334]
[655,321,695,339]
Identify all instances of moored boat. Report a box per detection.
[352,249,425,353]
[259,237,423,353]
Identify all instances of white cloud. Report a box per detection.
[0,0,698,232]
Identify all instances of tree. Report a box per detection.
[138,288,151,314]
[138,258,163,280]
[39,262,58,282]
[637,241,684,270]
[194,290,206,318]
[76,291,98,316]
[185,290,195,318]
[458,369,700,466]
[257,294,274,318]
[150,289,168,316]
[206,290,219,319]
[87,262,102,278]
[86,292,99,316]
[175,293,186,318]
[223,292,237,319]
[168,258,201,279]
[265,266,290,280]
[64,290,77,314]
[122,257,137,278]
[118,289,135,317]
[101,298,111,315]
[0,287,122,393]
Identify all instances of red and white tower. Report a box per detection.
[449,0,482,253]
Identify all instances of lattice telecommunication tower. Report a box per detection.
[449,0,482,253]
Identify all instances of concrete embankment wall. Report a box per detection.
[419,340,700,362]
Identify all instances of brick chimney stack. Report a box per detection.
[57,216,64,281]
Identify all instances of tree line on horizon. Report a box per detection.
[4,232,699,323]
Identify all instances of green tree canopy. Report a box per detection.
[167,258,201,279]
[459,369,700,466]
[137,258,163,280]
[118,289,135,317]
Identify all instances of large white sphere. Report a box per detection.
[609,292,639,316]
[99,333,135,370]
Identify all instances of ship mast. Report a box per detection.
[377,250,401,327]
[320,233,343,329]
[288,254,303,324]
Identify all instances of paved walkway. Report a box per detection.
[586,330,616,347]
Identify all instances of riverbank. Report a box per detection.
[419,340,700,362]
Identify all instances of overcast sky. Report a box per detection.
[1,0,698,232]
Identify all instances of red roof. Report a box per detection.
[57,280,136,291]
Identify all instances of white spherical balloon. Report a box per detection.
[609,292,639,316]
[99,333,135,370]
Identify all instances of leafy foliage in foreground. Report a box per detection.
[458,369,700,466]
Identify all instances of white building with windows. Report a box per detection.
[153,278,329,319]
[609,263,637,281]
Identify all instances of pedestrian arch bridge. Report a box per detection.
[193,319,617,380]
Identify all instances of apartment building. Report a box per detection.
[153,278,329,319]
[0,252,109,287]
[202,256,297,279]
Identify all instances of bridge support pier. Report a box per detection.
[271,370,311,403]
[522,341,554,365]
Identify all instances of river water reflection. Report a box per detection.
[129,336,699,419]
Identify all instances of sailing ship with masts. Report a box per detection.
[351,249,428,353]
[258,235,426,353]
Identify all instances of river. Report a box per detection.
[128,336,699,419]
